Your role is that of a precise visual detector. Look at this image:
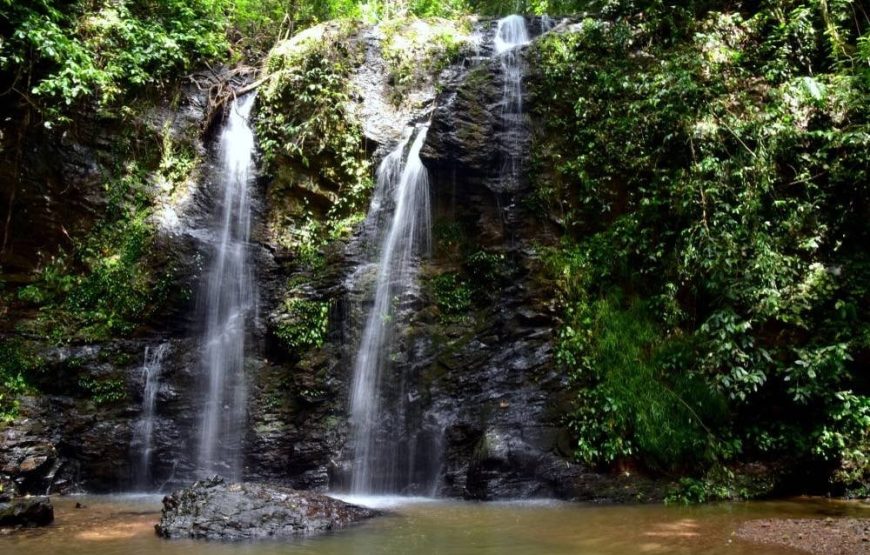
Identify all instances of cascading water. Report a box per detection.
[349,126,432,494]
[541,14,556,33]
[131,342,170,490]
[196,93,257,480]
[494,15,530,186]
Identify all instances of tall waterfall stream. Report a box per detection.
[495,14,530,186]
[346,15,534,496]
[348,126,433,494]
[196,94,257,480]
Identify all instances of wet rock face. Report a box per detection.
[155,476,379,541]
[0,418,59,495]
[0,496,54,528]
[0,337,205,495]
[0,76,208,285]
[422,63,502,184]
[249,18,638,500]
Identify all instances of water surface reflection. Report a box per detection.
[3,494,865,555]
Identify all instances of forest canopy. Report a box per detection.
[0,0,751,121]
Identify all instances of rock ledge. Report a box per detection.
[155,476,379,541]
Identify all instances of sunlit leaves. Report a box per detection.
[0,0,229,120]
[531,2,870,488]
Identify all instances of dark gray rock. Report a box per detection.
[0,419,58,495]
[155,477,379,541]
[0,496,54,528]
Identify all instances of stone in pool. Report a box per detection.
[0,496,54,528]
[155,476,379,541]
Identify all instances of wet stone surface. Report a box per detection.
[0,496,54,528]
[155,477,380,541]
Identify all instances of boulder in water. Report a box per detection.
[0,496,54,528]
[155,476,379,541]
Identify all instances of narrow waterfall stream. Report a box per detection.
[494,15,530,186]
[131,342,170,490]
[346,16,533,496]
[196,94,257,480]
[349,126,432,494]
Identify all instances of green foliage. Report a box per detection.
[431,272,472,317]
[665,464,778,503]
[258,22,373,258]
[532,4,869,487]
[16,158,177,342]
[275,298,331,351]
[0,0,229,122]
[463,249,511,305]
[464,250,507,285]
[229,0,296,50]
[14,113,196,344]
[813,391,870,492]
[0,341,42,421]
[77,375,126,405]
[259,22,363,171]
[560,294,728,470]
[666,476,733,505]
[433,220,464,252]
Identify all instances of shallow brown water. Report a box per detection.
[2,494,867,555]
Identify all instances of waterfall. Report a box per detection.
[349,126,432,494]
[131,342,170,490]
[494,15,530,186]
[196,93,257,480]
[541,14,556,33]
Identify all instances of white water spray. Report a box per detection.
[349,127,432,494]
[132,342,170,490]
[495,15,530,185]
[197,94,257,479]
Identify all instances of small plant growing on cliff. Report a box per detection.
[77,376,126,406]
[0,341,44,421]
[431,272,472,318]
[275,298,331,352]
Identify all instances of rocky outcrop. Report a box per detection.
[0,337,207,494]
[0,66,248,494]
[0,496,54,528]
[155,477,379,541]
[1,417,59,495]
[247,17,664,501]
[1,16,665,503]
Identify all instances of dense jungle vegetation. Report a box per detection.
[1,0,868,500]
[529,0,869,499]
